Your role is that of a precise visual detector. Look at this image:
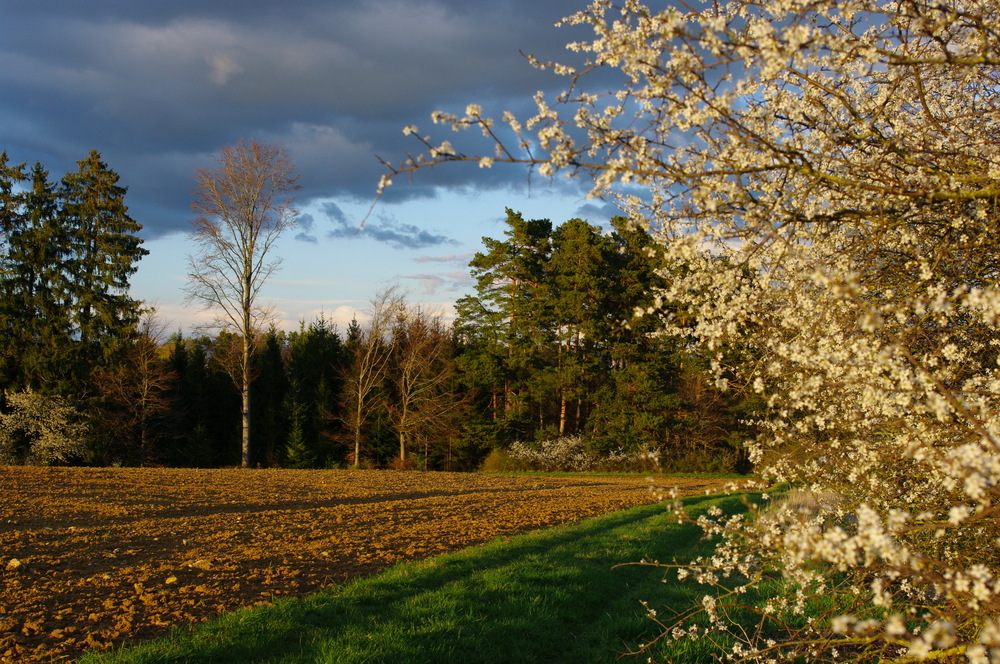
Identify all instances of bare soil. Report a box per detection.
[0,467,733,663]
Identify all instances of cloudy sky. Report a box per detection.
[1,0,618,333]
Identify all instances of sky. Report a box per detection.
[1,0,621,334]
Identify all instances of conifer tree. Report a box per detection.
[0,151,25,242]
[13,164,73,390]
[548,217,607,435]
[0,152,27,389]
[250,329,289,466]
[60,150,148,384]
[286,314,347,467]
[466,209,553,437]
[1,151,145,396]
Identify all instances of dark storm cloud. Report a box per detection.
[294,213,319,244]
[323,203,459,250]
[573,201,621,225]
[0,0,591,238]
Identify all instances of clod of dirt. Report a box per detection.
[4,559,23,573]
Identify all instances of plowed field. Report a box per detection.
[0,467,732,663]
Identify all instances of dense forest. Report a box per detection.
[0,152,755,472]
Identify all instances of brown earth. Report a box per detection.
[0,466,734,663]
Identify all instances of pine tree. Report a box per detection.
[465,209,553,439]
[547,218,608,436]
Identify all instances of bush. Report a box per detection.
[0,389,87,465]
[386,0,1000,658]
[502,436,662,473]
[478,448,520,472]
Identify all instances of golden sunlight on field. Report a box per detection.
[0,467,731,663]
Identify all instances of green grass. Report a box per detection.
[80,493,758,664]
[480,470,753,479]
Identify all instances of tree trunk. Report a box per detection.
[353,390,363,467]
[559,396,567,436]
[558,341,566,435]
[241,335,251,468]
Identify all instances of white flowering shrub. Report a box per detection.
[0,389,87,465]
[508,436,593,472]
[385,0,1000,660]
[506,435,660,472]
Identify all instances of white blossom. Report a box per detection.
[383,0,1000,660]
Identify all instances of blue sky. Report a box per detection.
[1,0,619,333]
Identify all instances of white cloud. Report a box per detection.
[412,252,474,264]
[208,53,242,84]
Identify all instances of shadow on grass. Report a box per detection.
[84,494,753,664]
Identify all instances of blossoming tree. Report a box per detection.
[382,0,1000,661]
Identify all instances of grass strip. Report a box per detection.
[80,492,756,664]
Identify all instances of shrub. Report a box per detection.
[0,389,87,465]
[505,436,662,473]
[479,448,524,472]
[386,0,1000,659]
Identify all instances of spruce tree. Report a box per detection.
[0,152,25,243]
[60,150,148,380]
[250,329,289,466]
[16,164,73,390]
[0,153,27,389]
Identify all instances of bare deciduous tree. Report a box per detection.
[186,139,299,468]
[93,310,176,464]
[387,303,460,466]
[341,285,404,468]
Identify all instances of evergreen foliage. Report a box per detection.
[0,154,749,472]
[0,149,147,462]
[165,333,241,467]
[60,150,148,379]
[0,150,147,396]
[284,314,348,467]
[455,209,753,469]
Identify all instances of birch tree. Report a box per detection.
[383,0,1000,660]
[186,139,299,468]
